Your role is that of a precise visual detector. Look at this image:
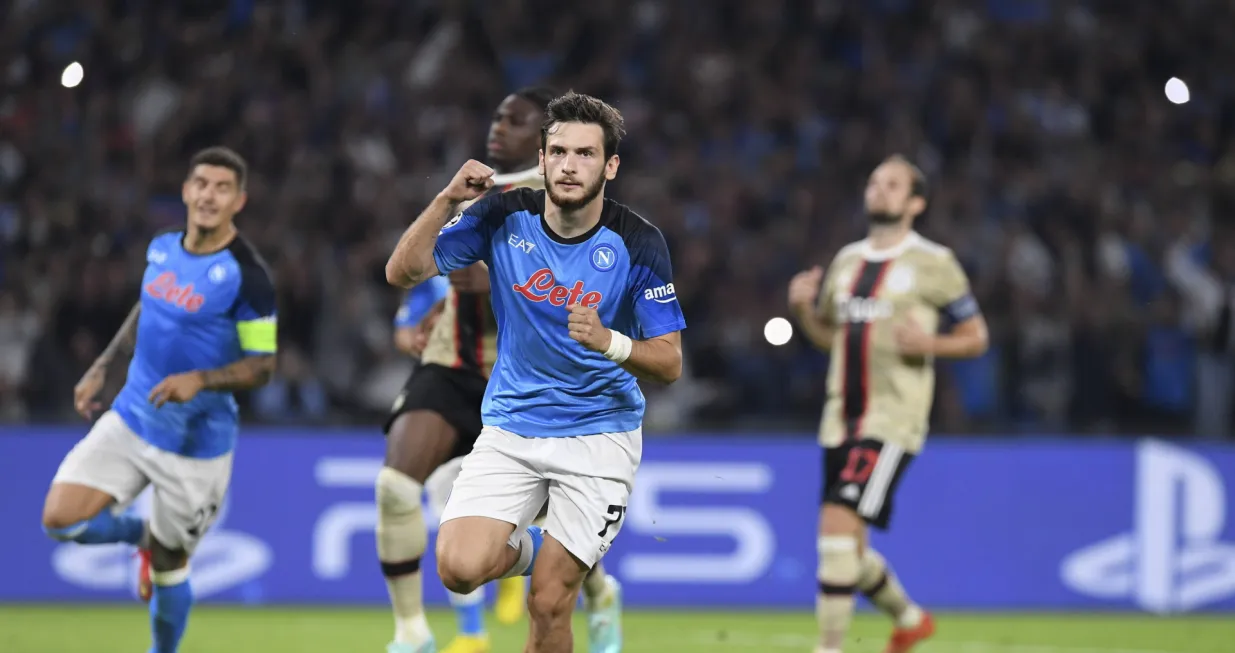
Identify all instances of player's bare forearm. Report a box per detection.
[792,307,834,351]
[91,302,141,372]
[197,354,277,391]
[932,316,989,358]
[385,195,458,288]
[621,332,683,384]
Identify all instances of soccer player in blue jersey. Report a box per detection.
[41,146,276,653]
[385,92,686,653]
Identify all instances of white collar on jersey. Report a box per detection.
[859,230,921,262]
[490,166,542,187]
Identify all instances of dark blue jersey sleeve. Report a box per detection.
[433,193,505,275]
[626,226,687,339]
[229,241,278,356]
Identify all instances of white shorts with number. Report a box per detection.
[52,410,233,553]
[439,425,641,569]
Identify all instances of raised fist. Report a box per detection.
[440,159,496,203]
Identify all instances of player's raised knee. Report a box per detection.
[41,509,85,539]
[41,485,109,538]
[435,520,503,594]
[435,546,492,595]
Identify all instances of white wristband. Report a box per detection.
[603,330,633,363]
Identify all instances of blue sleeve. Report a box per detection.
[626,227,687,339]
[394,276,449,328]
[233,261,278,356]
[432,195,503,275]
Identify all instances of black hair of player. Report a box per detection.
[189,146,248,189]
[541,91,627,160]
[514,86,558,113]
[884,153,927,203]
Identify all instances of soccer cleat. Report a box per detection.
[135,548,153,603]
[494,576,526,625]
[884,611,935,653]
[586,575,623,653]
[439,634,489,653]
[386,639,437,653]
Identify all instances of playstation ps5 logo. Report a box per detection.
[1061,440,1235,613]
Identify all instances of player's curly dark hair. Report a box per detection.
[541,91,626,160]
[189,146,248,189]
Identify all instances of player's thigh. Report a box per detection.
[383,365,485,484]
[385,410,462,484]
[45,411,149,527]
[821,439,914,532]
[543,430,641,570]
[437,428,548,558]
[142,449,234,555]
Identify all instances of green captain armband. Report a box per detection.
[237,316,278,354]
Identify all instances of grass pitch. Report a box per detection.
[0,606,1231,652]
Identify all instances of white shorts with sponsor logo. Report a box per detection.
[52,410,233,553]
[438,425,641,569]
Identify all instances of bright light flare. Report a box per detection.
[61,62,84,88]
[1165,77,1190,104]
[764,317,793,346]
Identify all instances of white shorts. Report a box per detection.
[439,425,641,569]
[52,410,233,553]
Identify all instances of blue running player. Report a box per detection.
[41,146,277,653]
[385,92,685,653]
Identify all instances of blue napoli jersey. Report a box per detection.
[394,275,449,328]
[112,230,277,458]
[433,188,686,437]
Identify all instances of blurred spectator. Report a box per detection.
[4,0,1235,436]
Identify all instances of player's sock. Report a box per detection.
[44,508,145,545]
[499,525,544,578]
[375,467,433,646]
[148,567,192,653]
[858,547,923,628]
[817,536,861,651]
[447,588,486,636]
[582,563,613,609]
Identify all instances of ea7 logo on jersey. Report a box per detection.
[513,268,603,309]
[644,283,677,304]
[508,233,536,254]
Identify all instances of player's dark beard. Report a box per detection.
[866,210,904,226]
[547,174,605,211]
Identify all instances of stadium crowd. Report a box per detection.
[3,0,1235,436]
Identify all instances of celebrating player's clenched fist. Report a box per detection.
[567,304,612,353]
[441,159,496,203]
[787,266,824,315]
